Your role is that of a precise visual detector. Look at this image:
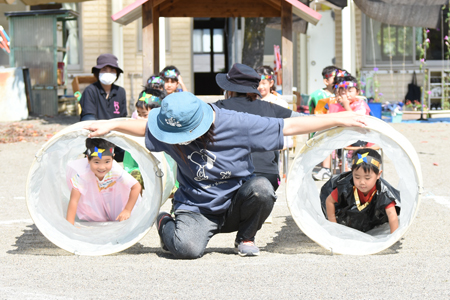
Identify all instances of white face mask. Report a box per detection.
[99,72,117,85]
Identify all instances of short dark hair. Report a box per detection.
[255,65,276,92]
[92,68,121,83]
[351,148,382,175]
[85,138,116,160]
[160,65,180,81]
[135,88,164,110]
[322,66,338,78]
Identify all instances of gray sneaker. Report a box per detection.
[235,240,260,257]
[312,168,331,181]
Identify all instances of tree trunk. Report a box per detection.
[242,17,271,68]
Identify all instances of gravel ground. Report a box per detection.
[0,116,449,299]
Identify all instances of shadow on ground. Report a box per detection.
[7,224,165,256]
[8,221,402,257]
[7,224,71,256]
[264,215,402,255]
[265,216,330,255]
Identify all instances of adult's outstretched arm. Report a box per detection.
[84,119,148,138]
[282,111,366,136]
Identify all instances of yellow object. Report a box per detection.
[314,97,337,114]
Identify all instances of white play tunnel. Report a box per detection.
[287,116,422,255]
[26,120,176,256]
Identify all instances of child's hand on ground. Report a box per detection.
[116,209,131,221]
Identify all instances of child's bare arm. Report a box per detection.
[386,205,399,233]
[178,75,188,92]
[66,189,81,225]
[325,194,337,222]
[116,182,142,222]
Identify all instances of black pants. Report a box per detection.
[159,176,276,259]
[254,172,281,191]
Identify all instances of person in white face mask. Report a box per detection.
[79,54,128,161]
[79,54,127,122]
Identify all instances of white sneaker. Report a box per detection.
[312,168,331,181]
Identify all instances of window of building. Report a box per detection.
[62,3,82,70]
[193,18,226,73]
[363,15,416,67]
[363,11,450,68]
[29,3,82,70]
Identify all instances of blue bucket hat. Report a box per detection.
[147,92,214,144]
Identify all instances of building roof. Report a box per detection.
[112,0,321,26]
[354,0,447,29]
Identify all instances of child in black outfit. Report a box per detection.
[321,148,400,233]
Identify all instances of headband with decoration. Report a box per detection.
[86,146,114,159]
[334,81,357,89]
[164,69,178,78]
[336,70,348,78]
[261,74,273,80]
[139,92,161,105]
[149,76,164,85]
[351,152,381,169]
[324,70,336,79]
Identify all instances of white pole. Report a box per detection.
[159,17,166,71]
[112,0,124,87]
[342,0,355,74]
[299,33,307,94]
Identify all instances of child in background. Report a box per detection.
[131,84,165,119]
[66,138,141,225]
[311,66,339,181]
[309,66,338,114]
[330,74,370,115]
[135,88,163,119]
[255,65,289,108]
[161,65,188,95]
[124,88,163,187]
[147,74,165,91]
[329,74,373,170]
[321,148,400,233]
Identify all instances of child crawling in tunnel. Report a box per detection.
[320,148,401,233]
[65,138,141,225]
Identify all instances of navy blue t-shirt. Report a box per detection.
[214,97,293,174]
[144,104,284,215]
[80,81,127,120]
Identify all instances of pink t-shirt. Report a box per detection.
[66,158,141,222]
[328,98,371,115]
